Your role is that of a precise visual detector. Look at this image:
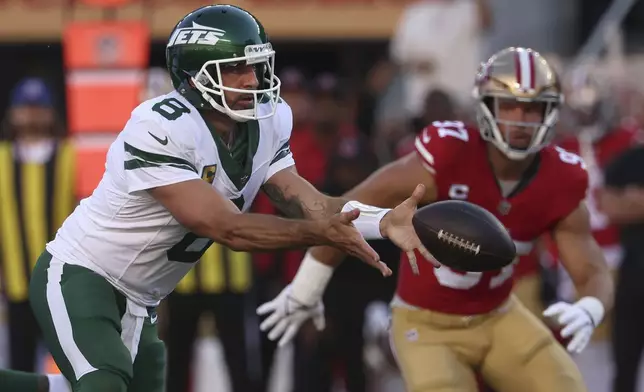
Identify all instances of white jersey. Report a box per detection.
[47,91,295,306]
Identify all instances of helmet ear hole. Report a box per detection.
[203,65,221,87]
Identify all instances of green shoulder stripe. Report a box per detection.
[270,141,291,165]
[124,142,197,173]
[124,159,197,171]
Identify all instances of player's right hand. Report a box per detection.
[257,284,325,347]
[320,209,381,267]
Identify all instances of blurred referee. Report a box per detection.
[598,142,644,392]
[0,78,72,372]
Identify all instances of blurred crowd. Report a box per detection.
[1,0,644,392]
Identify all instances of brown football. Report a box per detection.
[412,200,516,272]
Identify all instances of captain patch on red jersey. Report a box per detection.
[398,121,589,315]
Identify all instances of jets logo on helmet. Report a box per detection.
[167,22,225,47]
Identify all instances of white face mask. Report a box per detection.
[191,44,281,122]
[475,92,562,160]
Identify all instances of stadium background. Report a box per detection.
[0,0,643,391]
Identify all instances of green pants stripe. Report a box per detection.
[29,251,166,392]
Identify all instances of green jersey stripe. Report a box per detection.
[123,159,196,172]
[270,141,291,165]
[124,142,197,173]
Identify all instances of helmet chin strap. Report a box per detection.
[491,125,550,161]
[197,85,254,123]
[189,75,256,122]
[478,101,559,161]
[497,146,532,161]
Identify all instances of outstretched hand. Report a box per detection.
[381,184,441,273]
[321,209,390,275]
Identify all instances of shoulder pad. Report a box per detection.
[549,145,589,199]
[414,121,476,174]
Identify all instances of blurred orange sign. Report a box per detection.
[0,0,413,41]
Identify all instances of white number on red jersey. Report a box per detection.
[416,121,469,172]
[434,121,469,142]
[433,240,532,290]
[434,263,515,290]
[555,146,586,169]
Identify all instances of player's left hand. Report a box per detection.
[381,184,441,271]
[543,297,605,354]
[257,284,325,347]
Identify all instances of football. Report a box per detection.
[412,200,516,272]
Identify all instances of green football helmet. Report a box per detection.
[166,5,281,122]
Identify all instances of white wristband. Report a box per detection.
[576,296,605,327]
[341,201,392,240]
[290,251,335,306]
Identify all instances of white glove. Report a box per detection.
[543,297,605,354]
[364,301,391,341]
[257,252,334,347]
[257,284,325,347]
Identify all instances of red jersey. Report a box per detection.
[513,249,541,279]
[396,121,588,315]
[547,128,642,260]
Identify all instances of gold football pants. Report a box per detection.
[390,296,586,392]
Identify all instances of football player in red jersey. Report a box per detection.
[258,47,613,392]
[543,72,643,385]
[551,72,642,300]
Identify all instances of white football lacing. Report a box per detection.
[437,230,481,255]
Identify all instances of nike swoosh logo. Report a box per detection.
[148,131,168,145]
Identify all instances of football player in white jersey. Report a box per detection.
[0,5,435,392]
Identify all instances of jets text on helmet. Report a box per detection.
[167,22,226,47]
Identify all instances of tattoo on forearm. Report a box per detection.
[262,183,315,219]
